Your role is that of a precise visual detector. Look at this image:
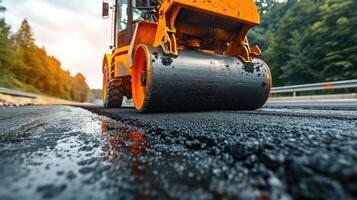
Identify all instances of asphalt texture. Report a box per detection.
[0,105,356,200]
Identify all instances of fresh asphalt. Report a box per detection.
[0,103,356,200]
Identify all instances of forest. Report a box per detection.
[251,0,357,86]
[0,1,89,102]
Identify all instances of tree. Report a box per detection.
[0,1,27,85]
[268,0,320,85]
[251,0,357,86]
[0,3,90,101]
[255,0,277,14]
[0,0,5,13]
[71,73,90,102]
[308,0,357,81]
[0,12,10,37]
[14,19,35,49]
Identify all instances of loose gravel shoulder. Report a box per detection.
[0,105,356,200]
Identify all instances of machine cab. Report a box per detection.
[103,0,156,49]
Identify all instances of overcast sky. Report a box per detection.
[2,0,113,89]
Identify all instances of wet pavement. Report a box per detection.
[0,105,356,200]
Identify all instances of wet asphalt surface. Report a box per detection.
[0,105,356,200]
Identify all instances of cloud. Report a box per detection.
[2,0,112,88]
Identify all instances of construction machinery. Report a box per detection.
[102,0,272,112]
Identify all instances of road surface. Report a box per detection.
[0,104,356,200]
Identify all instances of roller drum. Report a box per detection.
[131,45,272,112]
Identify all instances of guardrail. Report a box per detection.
[0,87,39,99]
[2,79,357,99]
[271,79,357,96]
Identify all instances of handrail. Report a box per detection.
[2,79,357,99]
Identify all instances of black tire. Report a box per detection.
[104,82,123,108]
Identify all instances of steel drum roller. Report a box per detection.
[132,45,272,112]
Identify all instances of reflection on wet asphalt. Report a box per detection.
[0,106,147,200]
[0,105,357,200]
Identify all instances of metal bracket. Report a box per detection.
[237,37,261,63]
[160,27,178,56]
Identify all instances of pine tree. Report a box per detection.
[0,1,27,85]
[14,19,35,49]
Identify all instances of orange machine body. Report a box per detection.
[102,0,271,111]
[103,0,261,81]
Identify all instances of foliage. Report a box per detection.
[0,2,90,102]
[251,0,357,86]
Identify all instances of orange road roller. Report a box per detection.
[101,0,272,112]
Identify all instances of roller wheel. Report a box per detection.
[132,45,152,112]
[103,65,123,108]
[104,83,123,108]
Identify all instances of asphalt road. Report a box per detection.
[0,104,356,200]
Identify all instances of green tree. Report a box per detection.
[0,3,90,101]
[269,0,320,85]
[0,2,9,37]
[251,0,357,86]
[0,0,5,13]
[0,0,11,76]
[255,0,277,14]
[309,0,357,81]
[14,19,34,49]
[0,1,27,86]
[71,73,90,102]
[13,20,46,88]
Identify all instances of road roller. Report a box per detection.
[101,0,272,112]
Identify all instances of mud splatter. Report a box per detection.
[243,63,255,73]
[152,51,159,59]
[161,56,173,66]
[255,64,263,72]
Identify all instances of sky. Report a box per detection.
[2,0,113,89]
